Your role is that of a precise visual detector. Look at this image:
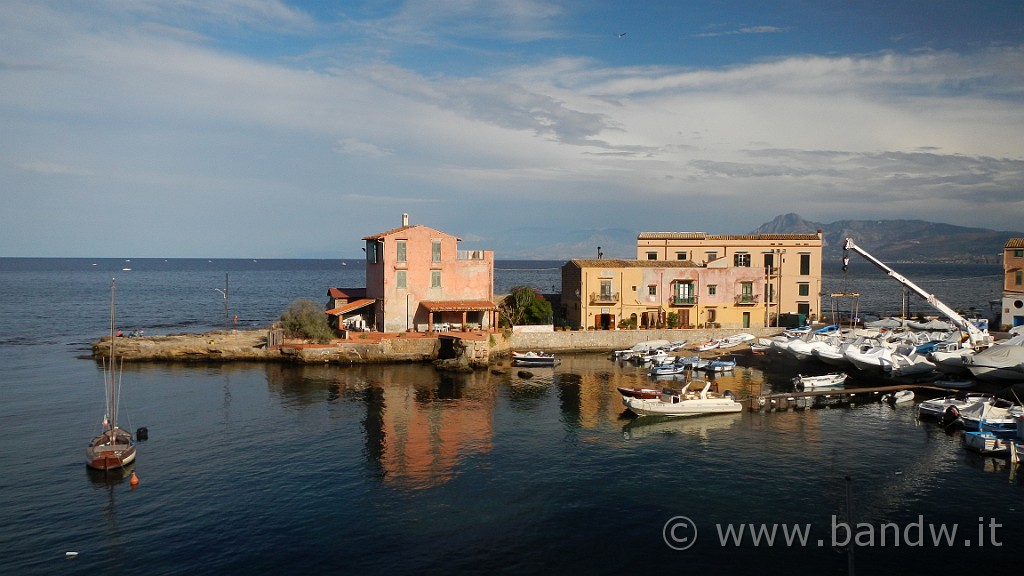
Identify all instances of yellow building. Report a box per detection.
[1001,238,1024,329]
[560,259,767,330]
[636,231,823,325]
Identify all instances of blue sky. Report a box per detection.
[3,0,1023,258]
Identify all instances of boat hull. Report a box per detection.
[86,428,137,471]
[623,396,742,417]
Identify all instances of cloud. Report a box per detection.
[336,138,391,158]
[693,25,789,38]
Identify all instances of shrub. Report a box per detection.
[279,299,336,344]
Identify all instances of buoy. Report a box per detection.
[130,471,139,487]
[65,552,79,558]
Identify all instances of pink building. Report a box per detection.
[362,215,498,333]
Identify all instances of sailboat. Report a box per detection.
[86,279,137,471]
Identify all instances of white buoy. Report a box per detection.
[65,552,79,558]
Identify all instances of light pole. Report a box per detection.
[214,273,229,328]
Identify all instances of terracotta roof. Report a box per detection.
[637,232,821,241]
[567,259,698,268]
[362,224,461,241]
[1005,238,1024,249]
[327,287,366,299]
[325,299,375,316]
[420,300,498,312]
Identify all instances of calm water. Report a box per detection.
[0,258,1017,575]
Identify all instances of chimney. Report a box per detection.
[402,213,409,227]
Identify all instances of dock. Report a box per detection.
[748,383,951,412]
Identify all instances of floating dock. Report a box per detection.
[748,383,950,412]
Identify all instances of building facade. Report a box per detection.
[560,259,767,330]
[1001,238,1024,329]
[636,231,823,325]
[362,215,497,333]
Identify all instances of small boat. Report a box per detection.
[793,372,847,390]
[705,357,737,372]
[694,339,721,352]
[86,279,137,471]
[717,333,755,349]
[962,431,1012,456]
[749,339,772,355]
[511,351,560,367]
[916,393,995,422]
[622,381,742,417]
[881,390,915,406]
[616,386,663,400]
[649,362,689,376]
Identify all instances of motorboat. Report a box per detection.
[962,431,1012,456]
[963,344,1024,383]
[511,351,560,367]
[616,386,663,400]
[916,393,995,422]
[705,357,737,372]
[622,381,742,417]
[888,349,936,378]
[793,372,847,390]
[694,339,721,352]
[718,333,755,349]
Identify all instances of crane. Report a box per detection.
[842,238,991,349]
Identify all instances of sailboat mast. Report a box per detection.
[108,278,117,432]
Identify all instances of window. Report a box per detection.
[706,251,718,262]
[431,270,442,288]
[1017,270,1023,286]
[708,284,717,295]
[800,254,811,275]
[1016,249,1024,258]
[734,253,751,267]
[396,240,407,263]
[763,253,774,272]
[675,251,688,260]
[432,239,442,262]
[365,240,379,264]
[798,283,810,296]
[707,308,717,323]
[646,251,658,260]
[648,285,657,296]
[600,280,613,299]
[741,282,753,296]
[396,270,407,289]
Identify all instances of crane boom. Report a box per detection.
[842,238,990,348]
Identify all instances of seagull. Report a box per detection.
[617,32,627,38]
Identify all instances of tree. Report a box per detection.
[499,286,553,327]
[279,299,336,343]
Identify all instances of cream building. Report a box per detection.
[636,231,824,325]
[560,259,767,330]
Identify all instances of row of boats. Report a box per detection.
[917,391,1024,460]
[765,322,1024,385]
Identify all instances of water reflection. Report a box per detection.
[622,412,742,442]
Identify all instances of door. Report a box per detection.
[742,312,750,329]
[679,309,690,328]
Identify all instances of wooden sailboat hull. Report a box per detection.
[86,428,137,470]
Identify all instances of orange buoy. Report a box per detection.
[130,471,139,487]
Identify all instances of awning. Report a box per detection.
[420,300,498,312]
[325,299,375,316]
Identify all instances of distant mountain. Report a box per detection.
[751,213,1019,263]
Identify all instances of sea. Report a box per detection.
[0,257,1018,575]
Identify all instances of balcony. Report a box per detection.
[590,292,619,304]
[735,294,760,306]
[671,295,698,306]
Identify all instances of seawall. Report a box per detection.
[90,327,783,365]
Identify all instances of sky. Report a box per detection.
[3,0,1024,259]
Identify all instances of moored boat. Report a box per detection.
[86,279,137,471]
[622,381,742,417]
[511,351,560,367]
[793,372,847,390]
[881,389,915,406]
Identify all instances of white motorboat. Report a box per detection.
[718,333,755,349]
[845,343,895,373]
[916,393,995,422]
[888,350,936,377]
[962,431,1012,456]
[793,372,847,390]
[694,339,721,352]
[623,381,742,417]
[704,357,737,372]
[511,351,560,367]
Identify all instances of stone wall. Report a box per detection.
[494,327,781,355]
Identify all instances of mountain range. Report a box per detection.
[493,214,1021,263]
[752,213,1020,263]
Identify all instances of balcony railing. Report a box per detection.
[590,292,619,304]
[671,296,698,306]
[457,250,488,260]
[735,294,760,305]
